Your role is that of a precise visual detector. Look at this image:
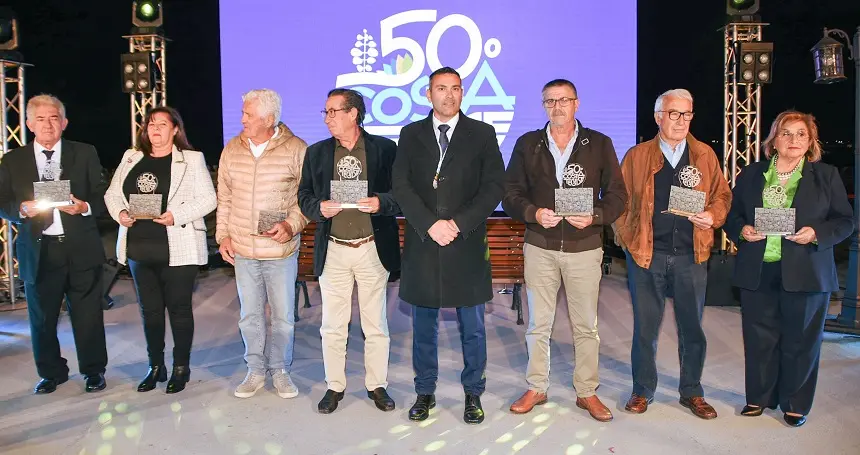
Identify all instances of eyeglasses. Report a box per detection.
[658,111,695,121]
[779,130,809,141]
[542,97,577,108]
[320,107,349,118]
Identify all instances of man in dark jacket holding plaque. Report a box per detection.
[503,79,627,421]
[392,67,505,425]
[298,89,400,414]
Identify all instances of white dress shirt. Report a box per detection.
[431,112,460,154]
[33,140,92,235]
[248,127,280,158]
[545,122,580,186]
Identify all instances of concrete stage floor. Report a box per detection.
[1,259,859,455]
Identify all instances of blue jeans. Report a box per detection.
[626,251,708,399]
[412,304,487,396]
[235,253,297,375]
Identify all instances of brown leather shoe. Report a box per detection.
[576,395,613,422]
[680,396,717,420]
[510,390,547,414]
[624,394,652,414]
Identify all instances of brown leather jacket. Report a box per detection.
[614,133,731,268]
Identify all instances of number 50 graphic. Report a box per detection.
[335,10,502,88]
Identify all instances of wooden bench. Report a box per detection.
[294,217,527,324]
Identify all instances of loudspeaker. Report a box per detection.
[705,250,740,306]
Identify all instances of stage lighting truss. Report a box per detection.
[721,22,769,250]
[123,33,167,147]
[0,57,31,309]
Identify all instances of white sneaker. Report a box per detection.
[272,370,299,399]
[234,371,266,398]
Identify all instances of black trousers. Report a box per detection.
[127,259,197,366]
[740,261,829,415]
[24,235,107,379]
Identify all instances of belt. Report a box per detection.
[42,234,65,243]
[329,235,374,248]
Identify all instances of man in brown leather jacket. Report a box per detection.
[614,88,731,420]
[503,79,627,422]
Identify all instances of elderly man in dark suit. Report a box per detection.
[0,94,108,394]
[392,66,505,425]
[298,88,400,414]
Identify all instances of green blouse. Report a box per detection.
[761,157,804,262]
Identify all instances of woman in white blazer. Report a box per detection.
[104,106,216,394]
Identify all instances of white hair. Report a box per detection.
[242,89,282,126]
[26,94,67,120]
[654,88,693,113]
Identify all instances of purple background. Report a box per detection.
[219,0,637,162]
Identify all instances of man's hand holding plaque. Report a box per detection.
[554,163,594,217]
[663,165,706,217]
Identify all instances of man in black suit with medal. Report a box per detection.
[392,67,505,424]
[0,95,108,394]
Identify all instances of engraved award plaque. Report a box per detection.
[128,172,163,219]
[663,165,705,217]
[33,180,73,209]
[554,163,593,216]
[257,210,288,234]
[129,194,163,219]
[254,188,288,236]
[330,155,369,209]
[755,185,795,235]
[755,208,796,236]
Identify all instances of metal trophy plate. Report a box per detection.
[33,180,72,209]
[555,188,594,216]
[331,155,369,209]
[755,207,796,236]
[663,186,706,217]
[128,194,163,219]
[254,210,288,235]
[554,163,593,216]
[663,165,705,217]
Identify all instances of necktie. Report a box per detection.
[437,124,450,153]
[434,124,450,189]
[42,150,56,181]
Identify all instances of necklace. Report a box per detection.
[775,155,802,181]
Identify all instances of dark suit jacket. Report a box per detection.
[297,130,401,277]
[0,140,107,283]
[392,111,505,308]
[724,159,853,292]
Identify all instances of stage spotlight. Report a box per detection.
[121,52,154,93]
[738,42,773,84]
[0,7,20,53]
[727,0,759,16]
[132,1,163,34]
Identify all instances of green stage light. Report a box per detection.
[132,1,163,30]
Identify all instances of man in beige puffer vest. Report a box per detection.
[216,89,308,399]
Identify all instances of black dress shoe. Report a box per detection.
[367,387,395,411]
[318,389,345,414]
[464,394,485,424]
[137,365,168,392]
[84,374,106,393]
[741,405,764,416]
[166,366,190,394]
[784,413,807,427]
[409,394,436,421]
[34,375,69,394]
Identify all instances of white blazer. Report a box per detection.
[104,147,217,266]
